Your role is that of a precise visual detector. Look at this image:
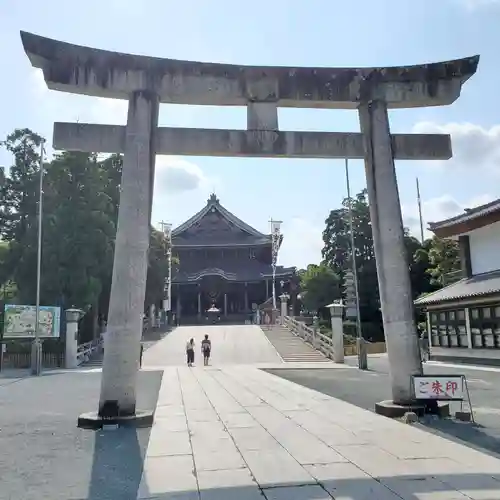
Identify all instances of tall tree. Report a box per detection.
[38,152,116,309]
[426,236,460,285]
[299,263,341,313]
[0,129,44,241]
[322,188,441,333]
[322,189,380,323]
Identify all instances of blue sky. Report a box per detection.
[1,0,499,268]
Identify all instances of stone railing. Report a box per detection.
[283,316,335,360]
[77,335,103,366]
[344,341,386,356]
[283,316,387,358]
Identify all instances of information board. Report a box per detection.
[3,304,61,339]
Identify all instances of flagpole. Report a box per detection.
[416,177,425,243]
[32,138,45,376]
[345,159,366,370]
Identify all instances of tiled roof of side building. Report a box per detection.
[414,269,500,306]
[429,197,500,231]
[171,194,275,247]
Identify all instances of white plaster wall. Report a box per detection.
[469,221,500,275]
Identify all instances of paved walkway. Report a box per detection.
[139,365,500,499]
[142,325,283,367]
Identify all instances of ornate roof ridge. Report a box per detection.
[172,194,269,239]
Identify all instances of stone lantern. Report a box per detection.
[65,308,84,369]
[325,300,345,363]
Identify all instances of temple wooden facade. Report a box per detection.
[171,195,296,324]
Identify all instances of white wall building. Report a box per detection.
[415,198,500,365]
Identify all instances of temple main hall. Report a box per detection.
[170,194,295,324]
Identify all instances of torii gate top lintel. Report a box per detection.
[21,31,479,109]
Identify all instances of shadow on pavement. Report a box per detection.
[137,472,500,499]
[421,415,500,457]
[86,370,164,500]
[88,427,150,500]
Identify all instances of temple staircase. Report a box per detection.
[260,324,330,363]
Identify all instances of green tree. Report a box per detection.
[0,130,44,296]
[0,129,44,241]
[299,263,341,313]
[426,236,460,285]
[404,233,437,299]
[0,135,176,336]
[322,189,437,339]
[35,152,116,309]
[322,189,380,323]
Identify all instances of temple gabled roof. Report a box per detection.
[172,194,273,247]
[429,197,500,238]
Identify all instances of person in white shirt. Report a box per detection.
[186,338,195,366]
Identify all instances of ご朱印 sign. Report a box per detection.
[413,375,464,401]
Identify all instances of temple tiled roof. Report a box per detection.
[172,194,273,247]
[173,261,295,283]
[414,270,500,306]
[429,198,500,232]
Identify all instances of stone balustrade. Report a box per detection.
[283,316,386,358]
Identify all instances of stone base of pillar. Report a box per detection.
[77,409,154,430]
[374,400,450,419]
[30,339,42,376]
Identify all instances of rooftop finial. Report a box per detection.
[208,193,219,204]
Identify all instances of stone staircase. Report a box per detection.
[260,325,330,363]
[82,353,103,367]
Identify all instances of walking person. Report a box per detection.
[201,334,212,366]
[419,331,429,363]
[186,338,195,367]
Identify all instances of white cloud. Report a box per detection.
[403,193,496,239]
[279,217,324,269]
[413,122,500,174]
[458,0,500,9]
[154,157,213,195]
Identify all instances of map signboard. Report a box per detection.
[3,305,61,339]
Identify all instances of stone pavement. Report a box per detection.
[138,365,500,499]
[142,325,283,367]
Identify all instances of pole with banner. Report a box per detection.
[269,219,283,312]
[159,221,172,326]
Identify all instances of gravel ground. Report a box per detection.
[0,368,162,500]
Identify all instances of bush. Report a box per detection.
[343,320,384,343]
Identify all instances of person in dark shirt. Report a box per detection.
[201,335,211,366]
[420,332,429,363]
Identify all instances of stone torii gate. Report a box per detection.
[20,31,479,424]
